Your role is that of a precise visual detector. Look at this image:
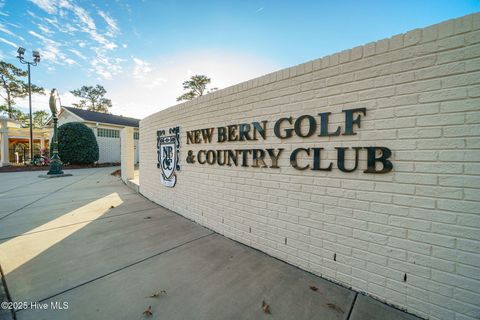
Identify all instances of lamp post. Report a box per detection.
[17,47,40,164]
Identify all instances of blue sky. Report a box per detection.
[0,0,478,118]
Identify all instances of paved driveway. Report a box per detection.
[0,168,419,320]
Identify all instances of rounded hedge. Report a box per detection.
[55,122,99,164]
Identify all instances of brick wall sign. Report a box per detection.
[184,108,393,175]
[157,126,180,187]
[141,13,480,320]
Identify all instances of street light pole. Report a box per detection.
[27,63,33,164]
[16,47,40,164]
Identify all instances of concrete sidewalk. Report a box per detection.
[0,168,420,320]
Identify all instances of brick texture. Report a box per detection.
[140,13,480,320]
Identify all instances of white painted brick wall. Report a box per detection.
[121,127,134,181]
[140,13,480,320]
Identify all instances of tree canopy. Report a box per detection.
[0,61,45,119]
[0,107,50,128]
[71,84,112,113]
[33,110,49,128]
[176,75,218,101]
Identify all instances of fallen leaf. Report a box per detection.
[309,286,318,291]
[262,300,271,314]
[326,303,344,313]
[111,169,121,177]
[146,290,167,298]
[143,306,153,317]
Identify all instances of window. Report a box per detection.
[134,132,139,140]
[97,128,120,138]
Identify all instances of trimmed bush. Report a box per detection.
[55,122,99,164]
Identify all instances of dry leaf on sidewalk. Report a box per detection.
[143,306,153,316]
[326,303,344,313]
[262,300,271,314]
[147,290,167,298]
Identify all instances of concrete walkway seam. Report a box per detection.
[0,171,99,222]
[0,206,159,241]
[0,262,16,320]
[14,232,214,314]
[1,176,48,194]
[346,292,358,320]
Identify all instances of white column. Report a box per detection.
[40,136,45,150]
[0,120,9,167]
[120,127,134,182]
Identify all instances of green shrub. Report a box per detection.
[54,122,99,164]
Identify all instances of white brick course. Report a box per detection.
[140,14,480,320]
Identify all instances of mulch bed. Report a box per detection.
[0,163,120,173]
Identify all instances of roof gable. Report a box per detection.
[62,107,140,128]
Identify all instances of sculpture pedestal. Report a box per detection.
[47,155,64,175]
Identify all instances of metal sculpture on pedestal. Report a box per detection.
[47,89,64,175]
[39,89,71,178]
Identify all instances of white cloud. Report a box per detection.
[132,57,152,79]
[28,30,63,62]
[64,58,77,65]
[89,61,112,79]
[107,50,280,119]
[37,24,53,34]
[147,77,167,88]
[132,57,167,88]
[15,90,80,115]
[71,5,95,30]
[99,11,119,35]
[68,48,86,60]
[0,23,17,37]
[0,37,18,48]
[132,57,166,89]
[88,30,117,49]
[12,51,279,121]
[62,4,118,50]
[89,49,124,80]
[55,91,78,106]
[29,0,57,14]
[27,0,123,79]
